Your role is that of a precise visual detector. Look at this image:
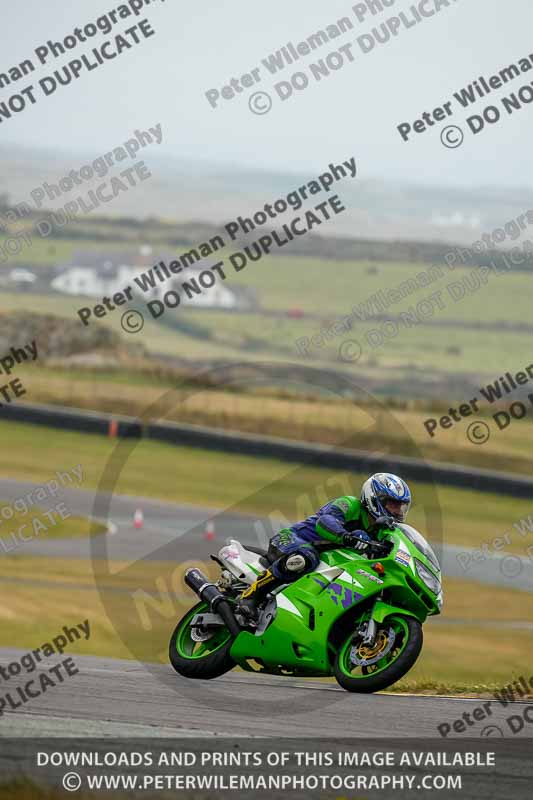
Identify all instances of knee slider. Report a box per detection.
[283,547,319,574]
[285,554,307,573]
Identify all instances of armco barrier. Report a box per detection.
[0,402,142,438]
[1,402,532,499]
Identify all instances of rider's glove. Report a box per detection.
[373,515,397,530]
[342,531,371,551]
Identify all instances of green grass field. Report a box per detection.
[1,226,528,319]
[0,502,105,542]
[0,236,155,266]
[227,252,531,320]
[3,308,529,390]
[2,239,533,382]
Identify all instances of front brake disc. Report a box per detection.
[191,626,215,642]
[349,627,396,666]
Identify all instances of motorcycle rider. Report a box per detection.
[238,472,411,621]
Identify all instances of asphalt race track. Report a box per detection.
[1,478,532,740]
[0,650,532,739]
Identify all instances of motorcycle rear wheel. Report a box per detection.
[334,615,422,693]
[169,601,236,680]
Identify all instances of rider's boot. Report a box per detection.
[238,569,277,622]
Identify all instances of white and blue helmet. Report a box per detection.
[361,473,411,522]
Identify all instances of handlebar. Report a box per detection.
[314,539,392,556]
[368,540,392,556]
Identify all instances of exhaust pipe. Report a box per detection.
[184,568,242,637]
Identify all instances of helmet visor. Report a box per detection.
[383,499,410,522]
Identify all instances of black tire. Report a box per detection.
[334,616,423,693]
[169,602,236,680]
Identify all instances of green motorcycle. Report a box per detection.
[169,523,442,693]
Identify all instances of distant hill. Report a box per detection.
[2,198,531,275]
[1,142,532,246]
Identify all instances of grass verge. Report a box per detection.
[0,502,106,542]
[13,359,533,477]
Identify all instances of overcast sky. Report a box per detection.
[1,0,532,188]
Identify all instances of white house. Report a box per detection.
[51,251,253,310]
[51,265,134,297]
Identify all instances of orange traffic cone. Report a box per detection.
[134,509,144,529]
[204,520,216,541]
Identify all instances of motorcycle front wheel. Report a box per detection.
[334,614,423,693]
[169,601,236,680]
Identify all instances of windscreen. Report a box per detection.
[396,524,441,574]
